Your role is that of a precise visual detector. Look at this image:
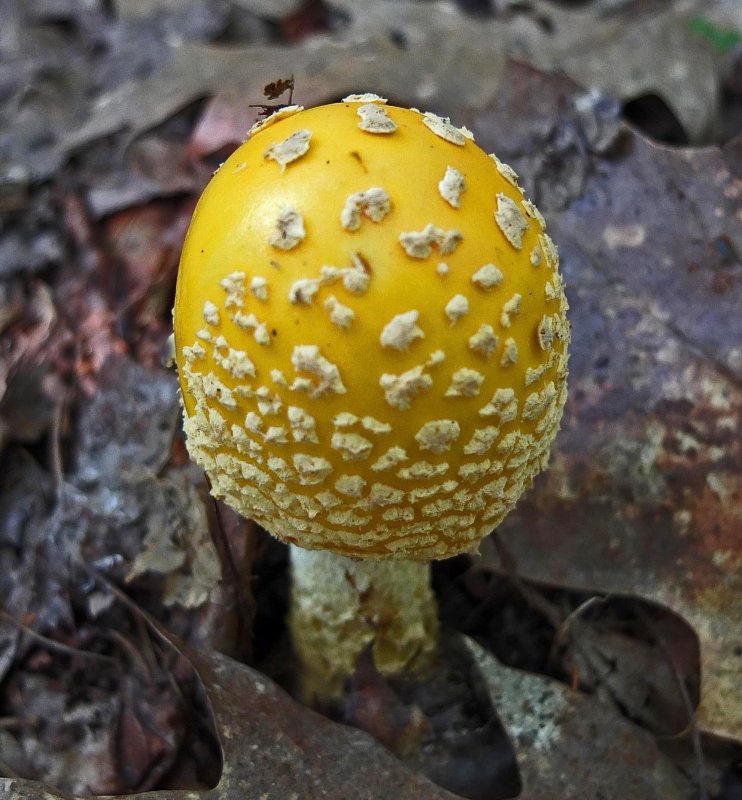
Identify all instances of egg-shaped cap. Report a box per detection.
[174,99,569,560]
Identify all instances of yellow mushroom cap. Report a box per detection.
[174,98,570,560]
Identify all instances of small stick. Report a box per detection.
[0,610,113,664]
[491,532,563,630]
[50,394,67,495]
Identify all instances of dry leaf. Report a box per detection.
[55,0,740,168]
[466,638,694,800]
[471,60,742,741]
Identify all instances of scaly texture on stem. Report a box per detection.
[289,545,439,703]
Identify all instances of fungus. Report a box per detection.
[174,99,570,703]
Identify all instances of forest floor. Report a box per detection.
[0,1,741,798]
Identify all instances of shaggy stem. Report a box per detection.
[289,545,440,704]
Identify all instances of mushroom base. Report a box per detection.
[289,545,440,704]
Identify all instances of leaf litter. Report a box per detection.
[1,0,741,798]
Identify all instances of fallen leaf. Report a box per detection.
[188,90,261,159]
[104,198,195,325]
[234,0,303,21]
[561,615,700,736]
[54,0,741,169]
[127,474,222,611]
[471,60,742,740]
[86,139,201,218]
[59,3,511,154]
[466,637,695,800]
[343,635,522,798]
[73,354,179,479]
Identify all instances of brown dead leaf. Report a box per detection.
[339,633,523,798]
[60,4,509,154]
[73,354,179,478]
[344,645,432,758]
[235,0,302,21]
[561,615,700,736]
[104,198,195,325]
[0,367,54,452]
[466,638,695,800]
[471,61,742,740]
[188,90,261,160]
[127,474,222,611]
[56,0,740,166]
[86,139,201,218]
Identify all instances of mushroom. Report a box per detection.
[174,96,570,703]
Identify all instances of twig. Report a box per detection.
[107,628,155,681]
[77,563,175,646]
[50,393,67,496]
[490,535,616,694]
[0,610,114,664]
[490,531,563,629]
[0,716,38,730]
[547,595,607,669]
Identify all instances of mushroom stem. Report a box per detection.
[289,544,440,703]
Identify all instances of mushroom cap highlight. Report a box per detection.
[174,98,570,560]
